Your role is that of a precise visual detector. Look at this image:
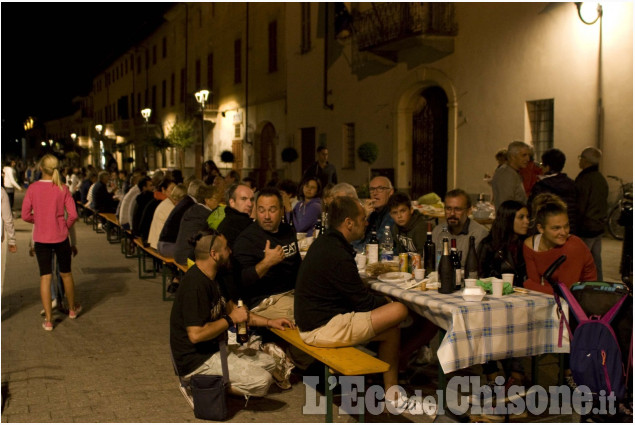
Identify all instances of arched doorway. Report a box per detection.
[257,122,277,187]
[411,86,448,198]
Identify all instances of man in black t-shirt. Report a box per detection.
[233,188,300,319]
[169,229,293,397]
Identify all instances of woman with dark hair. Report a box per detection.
[477,200,529,287]
[474,200,529,392]
[202,160,222,185]
[523,193,596,295]
[288,177,322,236]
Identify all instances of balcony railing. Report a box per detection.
[353,3,457,51]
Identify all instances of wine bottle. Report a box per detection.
[236,299,249,344]
[423,222,436,276]
[313,217,323,239]
[450,239,463,290]
[438,238,456,294]
[367,230,379,264]
[464,236,479,279]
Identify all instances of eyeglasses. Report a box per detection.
[369,186,390,193]
[444,207,467,213]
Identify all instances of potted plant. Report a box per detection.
[357,142,379,183]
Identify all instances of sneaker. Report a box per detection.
[42,320,53,331]
[386,394,433,416]
[40,299,58,316]
[69,305,82,319]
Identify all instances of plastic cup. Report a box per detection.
[464,278,477,288]
[492,278,504,297]
[414,268,425,281]
[355,254,367,269]
[502,273,514,285]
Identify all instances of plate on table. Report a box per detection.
[378,272,412,284]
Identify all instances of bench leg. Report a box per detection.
[106,223,121,243]
[137,250,156,279]
[162,264,175,301]
[324,365,333,423]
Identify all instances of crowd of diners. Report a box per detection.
[12,140,610,414]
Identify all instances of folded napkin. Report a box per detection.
[476,279,514,295]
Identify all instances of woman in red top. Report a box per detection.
[22,155,81,331]
[523,194,597,295]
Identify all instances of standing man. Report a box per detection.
[432,189,489,266]
[575,147,608,280]
[295,196,425,413]
[302,146,337,189]
[491,141,530,209]
[233,187,300,319]
[353,175,395,251]
[170,229,294,397]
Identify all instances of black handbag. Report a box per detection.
[190,340,230,421]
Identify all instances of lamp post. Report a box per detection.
[195,89,210,162]
[95,124,103,168]
[141,108,152,171]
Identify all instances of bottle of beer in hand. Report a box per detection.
[464,236,479,279]
[423,222,436,276]
[236,299,249,344]
[439,238,456,294]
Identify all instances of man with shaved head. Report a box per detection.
[353,176,395,251]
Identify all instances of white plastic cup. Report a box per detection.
[355,254,367,269]
[492,278,504,297]
[464,278,477,288]
[502,273,514,285]
[414,268,425,281]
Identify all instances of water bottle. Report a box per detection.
[380,225,394,261]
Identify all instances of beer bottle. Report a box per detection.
[236,299,249,344]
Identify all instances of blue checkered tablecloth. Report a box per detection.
[370,281,570,374]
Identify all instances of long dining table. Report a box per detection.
[369,280,570,375]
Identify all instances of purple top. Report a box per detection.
[287,197,322,235]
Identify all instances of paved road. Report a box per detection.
[1,190,626,422]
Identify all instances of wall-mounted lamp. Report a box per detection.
[95,124,103,134]
[576,2,602,25]
[70,133,77,142]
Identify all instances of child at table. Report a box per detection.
[387,192,430,254]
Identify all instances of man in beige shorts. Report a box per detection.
[294,196,422,412]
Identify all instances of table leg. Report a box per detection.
[324,365,333,423]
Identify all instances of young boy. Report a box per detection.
[387,192,429,254]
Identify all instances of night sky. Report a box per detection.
[1,2,175,153]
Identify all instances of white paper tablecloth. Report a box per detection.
[370,281,570,373]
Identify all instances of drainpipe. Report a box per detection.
[324,4,333,110]
[245,4,250,146]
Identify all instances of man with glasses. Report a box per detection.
[432,189,488,266]
[170,230,294,397]
[353,176,395,251]
[491,141,530,209]
[233,187,301,320]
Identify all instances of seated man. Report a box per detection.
[352,176,395,252]
[132,176,157,237]
[432,189,488,266]
[170,229,294,398]
[233,187,300,319]
[295,196,423,412]
[387,192,428,254]
[91,171,118,213]
[157,179,203,258]
[148,183,187,250]
[217,184,255,249]
[136,178,174,244]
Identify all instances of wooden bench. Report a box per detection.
[99,213,121,244]
[133,238,179,301]
[269,327,389,422]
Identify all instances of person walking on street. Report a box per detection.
[21,154,82,331]
[574,146,608,280]
[3,159,23,210]
[2,187,17,293]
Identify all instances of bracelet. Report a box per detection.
[222,315,234,329]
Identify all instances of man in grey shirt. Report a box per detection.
[491,141,530,209]
[432,189,489,267]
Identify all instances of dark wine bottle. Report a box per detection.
[450,239,462,290]
[439,238,456,294]
[423,222,436,276]
[313,217,323,239]
[464,236,479,279]
[367,230,379,264]
[236,299,249,344]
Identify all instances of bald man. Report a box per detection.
[353,176,395,251]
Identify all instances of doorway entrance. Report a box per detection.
[258,122,277,187]
[411,86,448,198]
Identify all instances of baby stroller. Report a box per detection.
[543,255,632,421]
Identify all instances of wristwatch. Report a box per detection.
[222,315,234,329]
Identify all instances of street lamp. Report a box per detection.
[194,90,210,161]
[70,133,77,143]
[95,124,104,169]
[141,108,152,171]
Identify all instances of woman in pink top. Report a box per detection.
[22,155,81,331]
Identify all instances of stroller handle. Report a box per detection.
[543,255,567,289]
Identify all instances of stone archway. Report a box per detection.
[393,68,458,195]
